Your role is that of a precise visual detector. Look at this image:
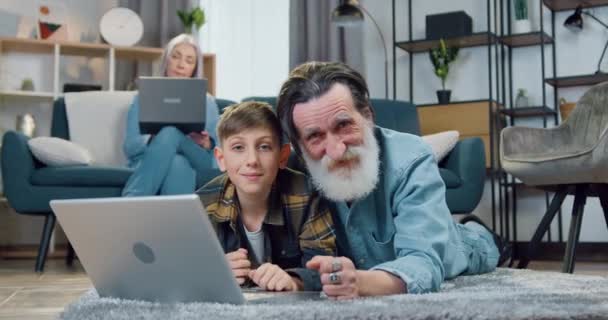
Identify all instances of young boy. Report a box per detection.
[196,101,336,292]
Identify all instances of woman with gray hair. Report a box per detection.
[122,33,220,196]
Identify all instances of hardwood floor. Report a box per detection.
[0,258,605,319]
[0,259,89,319]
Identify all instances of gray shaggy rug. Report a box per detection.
[59,268,608,320]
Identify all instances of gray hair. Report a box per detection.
[276,61,373,155]
[160,34,204,78]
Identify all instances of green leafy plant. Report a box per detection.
[514,0,528,20]
[177,7,206,33]
[429,39,459,91]
[20,78,34,91]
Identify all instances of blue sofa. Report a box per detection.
[242,97,487,215]
[0,95,236,272]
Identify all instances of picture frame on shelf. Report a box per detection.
[36,1,68,41]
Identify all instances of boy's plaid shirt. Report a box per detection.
[197,168,336,262]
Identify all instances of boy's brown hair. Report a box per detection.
[216,101,284,146]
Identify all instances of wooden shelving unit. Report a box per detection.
[0,37,217,97]
[396,32,498,53]
[418,100,500,168]
[500,32,553,48]
[500,106,556,118]
[543,0,608,11]
[0,90,55,100]
[545,73,608,88]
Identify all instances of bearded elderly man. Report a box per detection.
[276,61,508,299]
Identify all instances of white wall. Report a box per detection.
[362,0,608,242]
[199,0,289,102]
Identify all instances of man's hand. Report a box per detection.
[188,131,212,149]
[248,263,299,291]
[226,248,251,285]
[306,256,359,300]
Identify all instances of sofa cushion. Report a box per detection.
[28,137,93,167]
[439,168,462,188]
[422,131,460,163]
[31,166,133,187]
[64,91,136,167]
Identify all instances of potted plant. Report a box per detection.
[515,88,529,108]
[513,0,531,34]
[429,39,459,104]
[177,7,206,35]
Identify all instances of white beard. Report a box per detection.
[301,123,380,202]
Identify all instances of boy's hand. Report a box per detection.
[249,263,299,292]
[226,248,251,285]
[188,131,212,149]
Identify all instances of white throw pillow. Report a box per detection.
[421,130,460,162]
[28,137,94,167]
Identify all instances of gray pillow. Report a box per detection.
[28,137,93,167]
[421,130,460,162]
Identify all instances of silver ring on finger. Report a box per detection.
[331,259,342,272]
[328,272,341,284]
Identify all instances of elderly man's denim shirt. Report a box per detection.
[331,127,498,294]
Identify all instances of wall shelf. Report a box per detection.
[545,73,608,88]
[396,32,498,53]
[0,90,55,99]
[0,37,217,96]
[500,32,553,48]
[499,106,556,118]
[543,0,608,11]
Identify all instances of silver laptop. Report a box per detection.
[51,195,322,304]
[137,77,207,134]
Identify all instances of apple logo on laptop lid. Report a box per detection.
[132,242,155,264]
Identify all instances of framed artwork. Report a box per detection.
[36,1,68,41]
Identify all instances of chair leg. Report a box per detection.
[35,214,56,273]
[562,185,587,273]
[595,184,608,233]
[66,242,76,267]
[517,186,568,269]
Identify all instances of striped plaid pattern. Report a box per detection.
[197,168,336,257]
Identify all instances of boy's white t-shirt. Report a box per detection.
[244,226,265,263]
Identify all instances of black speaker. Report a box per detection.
[426,11,472,40]
[62,83,102,93]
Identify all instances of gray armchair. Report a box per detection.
[501,81,608,273]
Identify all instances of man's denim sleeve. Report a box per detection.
[370,151,451,294]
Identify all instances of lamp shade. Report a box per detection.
[564,5,583,31]
[331,0,364,27]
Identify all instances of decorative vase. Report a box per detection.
[437,90,451,104]
[515,89,529,108]
[16,113,36,137]
[191,26,201,46]
[513,19,532,34]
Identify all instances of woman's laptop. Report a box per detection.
[50,195,321,304]
[137,77,207,134]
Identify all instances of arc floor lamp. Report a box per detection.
[564,5,608,74]
[331,0,389,99]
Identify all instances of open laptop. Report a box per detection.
[137,77,207,134]
[50,195,322,304]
